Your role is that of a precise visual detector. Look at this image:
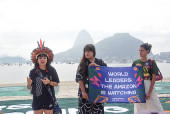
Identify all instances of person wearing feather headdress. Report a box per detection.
[27,39,60,114]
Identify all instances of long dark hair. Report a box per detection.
[140,43,152,54]
[78,44,96,73]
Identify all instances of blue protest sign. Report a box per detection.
[88,66,145,103]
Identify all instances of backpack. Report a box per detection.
[151,60,163,81]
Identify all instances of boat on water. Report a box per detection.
[119,59,127,63]
[18,63,22,66]
[66,62,71,64]
[166,60,170,63]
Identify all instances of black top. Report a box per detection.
[29,66,60,99]
[76,58,107,97]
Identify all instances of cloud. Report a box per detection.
[0,0,170,59]
[128,24,170,54]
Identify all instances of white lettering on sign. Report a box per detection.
[104,106,129,113]
[68,108,78,114]
[61,109,66,114]
[0,104,129,114]
[114,84,137,89]
[7,104,31,110]
[0,106,6,110]
[108,90,136,95]
[108,72,128,76]
[4,112,24,114]
[25,111,34,114]
[105,78,132,82]
[100,84,112,89]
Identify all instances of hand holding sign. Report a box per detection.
[82,92,89,100]
[136,64,142,67]
[145,92,151,100]
[89,62,99,67]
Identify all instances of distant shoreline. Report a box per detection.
[0,78,170,87]
[0,81,76,87]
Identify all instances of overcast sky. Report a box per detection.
[0,0,170,60]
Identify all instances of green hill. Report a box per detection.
[54,31,152,62]
[95,33,152,59]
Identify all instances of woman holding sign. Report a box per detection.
[76,44,107,114]
[132,43,164,113]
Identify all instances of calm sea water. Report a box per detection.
[0,63,169,84]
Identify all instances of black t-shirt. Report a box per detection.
[29,66,60,99]
[76,58,107,97]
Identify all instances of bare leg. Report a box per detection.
[44,109,53,114]
[34,109,43,114]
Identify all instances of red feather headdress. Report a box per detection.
[31,39,53,64]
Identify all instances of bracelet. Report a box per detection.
[49,80,51,85]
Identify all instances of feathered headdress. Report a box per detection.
[31,39,53,64]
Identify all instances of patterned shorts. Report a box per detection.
[78,97,104,114]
